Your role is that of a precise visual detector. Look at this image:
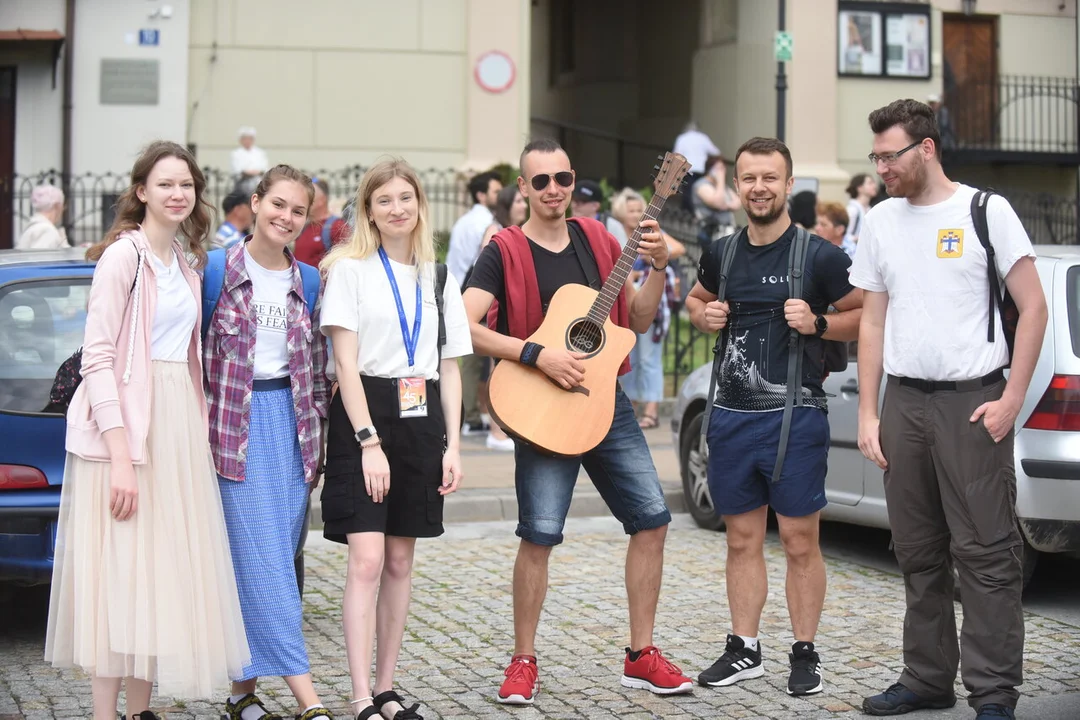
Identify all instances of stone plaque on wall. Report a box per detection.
[100,59,159,105]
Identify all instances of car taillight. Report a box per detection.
[0,464,50,490]
[1024,375,1080,431]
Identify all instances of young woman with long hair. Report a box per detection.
[319,159,472,720]
[45,141,249,720]
[203,165,334,720]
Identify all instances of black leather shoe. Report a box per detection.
[862,682,957,715]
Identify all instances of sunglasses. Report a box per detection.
[529,171,574,192]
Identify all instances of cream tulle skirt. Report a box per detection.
[45,360,250,698]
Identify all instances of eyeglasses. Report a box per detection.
[529,171,574,192]
[868,141,920,166]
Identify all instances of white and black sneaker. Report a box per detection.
[698,634,764,687]
[787,641,823,696]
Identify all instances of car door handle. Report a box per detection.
[841,380,859,394]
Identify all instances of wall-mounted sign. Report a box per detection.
[139,29,160,46]
[100,59,160,105]
[474,50,515,94]
[838,1,931,80]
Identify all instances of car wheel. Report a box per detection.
[680,410,724,531]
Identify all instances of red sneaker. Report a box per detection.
[497,654,539,705]
[621,645,694,695]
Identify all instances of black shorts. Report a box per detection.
[321,375,447,542]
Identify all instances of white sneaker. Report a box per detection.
[486,433,515,451]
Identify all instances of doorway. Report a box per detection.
[0,66,15,249]
[942,14,998,148]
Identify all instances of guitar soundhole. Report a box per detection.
[566,318,605,356]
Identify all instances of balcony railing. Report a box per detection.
[944,74,1079,164]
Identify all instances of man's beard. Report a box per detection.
[746,201,785,226]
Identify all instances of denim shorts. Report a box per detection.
[514,388,671,546]
[706,406,829,518]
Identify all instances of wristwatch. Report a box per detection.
[354,426,378,445]
[814,314,828,338]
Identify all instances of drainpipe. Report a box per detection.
[61,0,75,235]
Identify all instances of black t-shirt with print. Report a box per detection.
[697,224,854,412]
[466,225,597,333]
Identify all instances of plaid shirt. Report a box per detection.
[204,240,330,483]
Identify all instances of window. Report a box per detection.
[838,2,932,80]
[0,279,90,413]
[548,0,576,85]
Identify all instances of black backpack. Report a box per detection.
[700,227,846,483]
[970,189,1018,364]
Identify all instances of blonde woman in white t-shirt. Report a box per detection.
[319,159,472,720]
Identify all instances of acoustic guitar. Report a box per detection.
[487,152,692,456]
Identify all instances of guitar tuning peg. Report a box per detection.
[653,164,660,172]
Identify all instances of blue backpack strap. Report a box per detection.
[297,260,321,318]
[201,249,227,340]
[320,215,340,252]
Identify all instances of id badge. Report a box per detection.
[397,377,428,418]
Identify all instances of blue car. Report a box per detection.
[0,247,309,588]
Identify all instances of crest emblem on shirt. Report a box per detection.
[936,229,964,258]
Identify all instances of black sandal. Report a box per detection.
[227,694,285,720]
[373,690,423,720]
[355,707,380,720]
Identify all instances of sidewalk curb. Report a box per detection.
[309,481,687,529]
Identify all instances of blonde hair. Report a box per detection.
[321,158,435,274]
[609,187,646,224]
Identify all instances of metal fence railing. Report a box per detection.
[946,75,1079,155]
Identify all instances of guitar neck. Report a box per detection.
[586,192,670,325]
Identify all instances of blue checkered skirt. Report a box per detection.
[218,386,310,680]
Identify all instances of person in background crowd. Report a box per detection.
[853,98,1046,720]
[928,93,956,150]
[610,187,684,430]
[692,154,739,248]
[211,191,253,250]
[45,140,249,720]
[813,202,850,254]
[844,173,878,253]
[570,179,629,247]
[204,165,334,720]
[446,170,503,436]
[789,190,818,230]
[17,185,68,250]
[319,159,471,720]
[292,177,351,267]
[479,184,529,452]
[674,121,722,212]
[231,126,270,196]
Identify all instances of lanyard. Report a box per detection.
[377,247,422,369]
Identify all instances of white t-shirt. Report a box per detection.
[244,247,292,380]
[320,254,473,380]
[149,253,197,362]
[445,203,494,285]
[673,129,721,173]
[230,145,269,177]
[849,183,1035,381]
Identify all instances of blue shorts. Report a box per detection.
[706,406,829,518]
[514,388,671,546]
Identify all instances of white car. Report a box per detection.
[672,245,1080,587]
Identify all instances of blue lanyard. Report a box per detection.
[377,247,422,369]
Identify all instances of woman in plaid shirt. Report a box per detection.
[203,166,334,720]
[318,159,472,720]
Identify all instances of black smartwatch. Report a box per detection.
[354,426,378,445]
[814,314,828,338]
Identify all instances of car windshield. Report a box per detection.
[0,278,90,414]
[1070,266,1080,359]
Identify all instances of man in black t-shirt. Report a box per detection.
[684,137,863,697]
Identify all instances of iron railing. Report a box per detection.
[1,166,473,249]
[944,74,1079,159]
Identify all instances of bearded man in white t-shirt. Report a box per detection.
[849,99,1048,720]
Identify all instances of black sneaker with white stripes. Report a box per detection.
[787,641,823,696]
[698,634,764,687]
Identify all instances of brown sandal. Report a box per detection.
[638,414,659,429]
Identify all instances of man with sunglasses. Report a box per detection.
[462,138,693,705]
[851,99,1047,720]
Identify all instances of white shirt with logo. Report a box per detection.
[244,247,293,380]
[848,183,1035,382]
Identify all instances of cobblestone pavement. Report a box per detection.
[2,516,1079,720]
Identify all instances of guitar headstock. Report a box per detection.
[651,152,692,199]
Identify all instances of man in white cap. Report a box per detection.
[231,126,270,194]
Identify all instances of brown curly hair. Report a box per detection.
[86,141,211,268]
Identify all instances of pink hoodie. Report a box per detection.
[65,228,207,464]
